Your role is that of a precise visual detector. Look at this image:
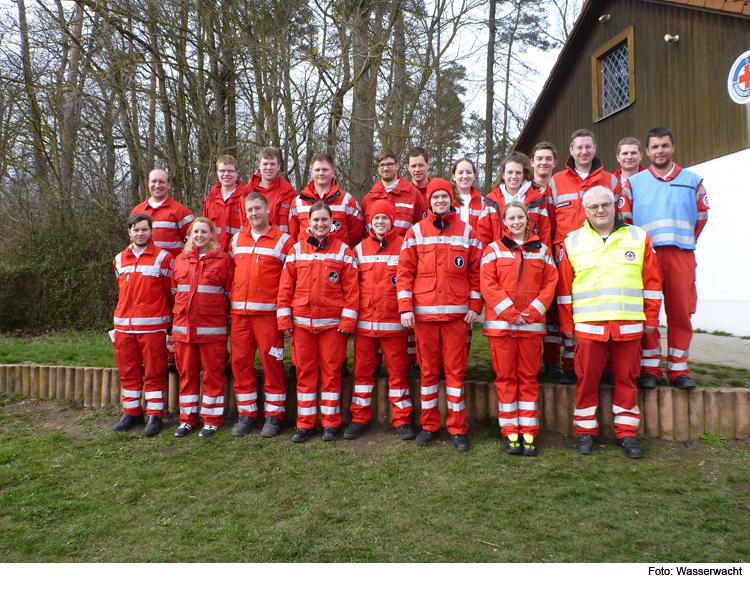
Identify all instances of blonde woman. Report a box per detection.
[172,217,234,437]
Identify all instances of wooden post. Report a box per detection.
[704,389,719,434]
[735,390,749,439]
[56,367,65,400]
[719,390,736,439]
[0,365,7,393]
[672,390,689,442]
[83,368,94,408]
[598,386,615,440]
[40,367,49,400]
[74,367,84,403]
[15,366,23,396]
[22,366,31,398]
[688,390,705,440]
[101,369,112,408]
[643,388,659,438]
[473,382,488,423]
[168,371,179,413]
[437,381,448,428]
[542,384,557,432]
[658,388,674,440]
[92,369,102,408]
[374,377,389,426]
[65,367,75,401]
[111,370,121,408]
[48,366,57,400]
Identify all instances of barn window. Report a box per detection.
[592,26,635,121]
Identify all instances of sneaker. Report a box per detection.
[231,416,257,437]
[291,427,312,443]
[415,429,436,447]
[577,433,595,454]
[111,413,144,433]
[544,362,563,379]
[451,434,470,453]
[616,436,645,459]
[144,416,162,437]
[396,424,416,440]
[671,375,697,389]
[322,426,339,442]
[175,423,193,437]
[504,434,522,455]
[558,370,577,385]
[600,370,615,385]
[199,425,219,438]
[260,417,281,438]
[521,433,538,456]
[343,422,369,440]
[639,374,660,389]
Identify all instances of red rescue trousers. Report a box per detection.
[114,331,167,418]
[353,333,412,427]
[414,319,469,435]
[230,314,286,420]
[640,246,696,381]
[292,327,348,429]
[489,335,543,437]
[174,341,227,427]
[573,337,642,438]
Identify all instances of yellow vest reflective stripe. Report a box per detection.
[565,223,647,323]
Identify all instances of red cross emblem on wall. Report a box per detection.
[739,63,750,91]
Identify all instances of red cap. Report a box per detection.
[369,199,396,228]
[426,178,454,201]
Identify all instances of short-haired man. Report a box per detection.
[531,141,558,194]
[614,138,644,183]
[245,147,298,234]
[111,214,175,436]
[288,153,365,248]
[229,193,294,437]
[131,169,196,257]
[620,127,709,390]
[549,130,623,384]
[557,186,662,458]
[398,178,483,453]
[361,148,426,236]
[203,155,248,251]
[407,147,432,210]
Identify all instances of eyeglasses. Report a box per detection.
[378,162,397,169]
[585,202,613,213]
[218,169,237,175]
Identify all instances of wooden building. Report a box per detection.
[515,0,750,335]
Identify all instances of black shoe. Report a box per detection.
[415,429,436,447]
[343,422,369,440]
[111,413,144,433]
[671,375,697,389]
[231,416,257,437]
[144,416,162,437]
[617,436,644,459]
[175,422,194,437]
[167,358,177,373]
[504,435,522,455]
[199,425,219,438]
[659,375,669,386]
[260,417,281,438]
[322,426,339,442]
[451,434,470,453]
[341,365,350,377]
[558,370,577,385]
[578,433,595,454]
[600,370,615,385]
[640,374,659,389]
[291,427,312,443]
[544,362,563,379]
[396,424,416,440]
[521,434,538,456]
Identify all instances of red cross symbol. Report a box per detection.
[740,63,750,90]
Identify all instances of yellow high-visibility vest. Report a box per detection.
[564,222,647,323]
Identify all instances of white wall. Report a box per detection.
[685,148,750,336]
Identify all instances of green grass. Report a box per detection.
[0,331,115,367]
[699,432,727,446]
[1,396,749,562]
[711,330,734,337]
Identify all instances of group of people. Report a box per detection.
[110,127,708,459]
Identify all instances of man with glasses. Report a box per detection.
[203,155,248,252]
[557,186,662,459]
[362,149,426,236]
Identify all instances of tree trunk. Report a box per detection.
[484,0,496,193]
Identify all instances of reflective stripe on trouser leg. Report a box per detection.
[414,321,442,433]
[352,333,379,425]
[407,329,417,366]
[318,328,347,428]
[197,341,228,427]
[380,333,412,427]
[640,329,663,378]
[490,335,520,437]
[561,336,576,372]
[291,328,320,430]
[231,315,258,418]
[573,338,609,436]
[251,314,287,419]
[610,337,642,438]
[113,331,146,417]
[132,331,167,417]
[175,341,201,426]
[658,247,696,381]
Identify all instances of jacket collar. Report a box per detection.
[566,155,604,176]
[427,207,456,232]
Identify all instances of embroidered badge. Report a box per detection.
[617,196,625,208]
[702,194,709,207]
[391,275,397,286]
[328,271,339,283]
[624,250,636,262]
[331,220,341,231]
[558,248,564,262]
[454,256,465,268]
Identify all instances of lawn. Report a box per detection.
[0,394,748,562]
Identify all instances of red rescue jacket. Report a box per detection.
[288,181,365,248]
[202,180,249,252]
[477,184,552,250]
[130,196,196,257]
[453,187,483,236]
[245,173,297,233]
[361,177,426,237]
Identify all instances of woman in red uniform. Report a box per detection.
[478,152,552,250]
[277,201,359,443]
[172,217,234,437]
[451,158,483,235]
[480,202,557,456]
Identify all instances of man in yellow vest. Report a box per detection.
[557,186,662,458]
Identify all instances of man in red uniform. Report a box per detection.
[245,147,298,234]
[613,137,645,185]
[111,213,174,436]
[549,130,622,385]
[229,193,294,438]
[346,200,415,440]
[558,186,662,458]
[288,153,364,249]
[620,127,709,389]
[407,146,432,210]
[202,155,248,251]
[531,141,557,195]
[398,178,483,453]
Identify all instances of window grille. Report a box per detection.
[601,44,630,117]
